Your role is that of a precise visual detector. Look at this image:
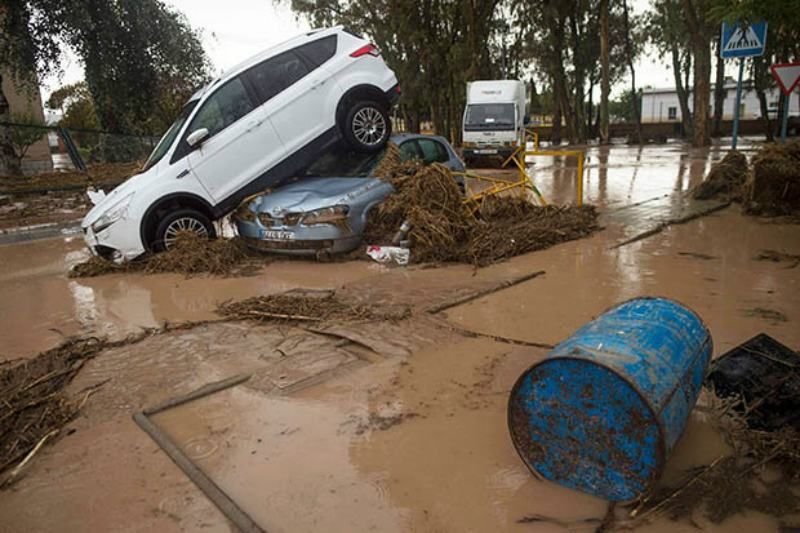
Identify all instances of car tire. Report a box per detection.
[342,100,391,153]
[153,208,216,252]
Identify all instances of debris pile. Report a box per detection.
[692,151,748,201]
[70,233,266,278]
[633,395,800,525]
[0,161,141,193]
[367,144,600,265]
[217,291,410,323]
[744,140,800,216]
[0,337,116,486]
[469,198,599,266]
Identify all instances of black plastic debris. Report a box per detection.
[706,333,800,431]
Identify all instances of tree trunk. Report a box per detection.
[0,75,22,176]
[671,46,694,139]
[622,0,642,145]
[599,0,610,144]
[753,57,774,141]
[682,0,712,147]
[551,93,563,145]
[712,36,725,137]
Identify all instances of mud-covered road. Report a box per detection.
[1,141,798,532]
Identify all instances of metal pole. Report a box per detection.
[781,92,790,143]
[732,58,745,150]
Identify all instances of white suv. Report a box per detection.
[81,26,399,261]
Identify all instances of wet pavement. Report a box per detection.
[0,142,798,532]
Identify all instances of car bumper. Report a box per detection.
[463,147,514,159]
[235,220,363,256]
[82,219,146,262]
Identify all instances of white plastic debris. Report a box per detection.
[366,245,410,266]
[87,187,106,205]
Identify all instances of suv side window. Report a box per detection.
[186,77,254,140]
[418,139,449,164]
[399,140,422,161]
[295,35,337,68]
[246,51,310,104]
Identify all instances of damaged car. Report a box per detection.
[81,26,398,262]
[234,134,465,257]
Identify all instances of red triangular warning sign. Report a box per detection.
[771,63,800,96]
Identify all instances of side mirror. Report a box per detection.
[186,128,209,147]
[524,115,531,125]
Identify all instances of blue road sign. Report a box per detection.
[721,21,768,58]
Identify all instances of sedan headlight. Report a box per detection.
[302,205,349,226]
[91,193,134,233]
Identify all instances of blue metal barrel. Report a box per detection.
[507,297,712,502]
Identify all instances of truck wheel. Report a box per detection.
[153,208,216,252]
[343,101,391,153]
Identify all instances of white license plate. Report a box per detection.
[260,230,295,241]
[475,149,498,154]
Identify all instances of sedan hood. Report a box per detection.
[250,177,393,216]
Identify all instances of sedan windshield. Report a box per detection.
[464,103,515,131]
[143,101,198,171]
[300,146,385,178]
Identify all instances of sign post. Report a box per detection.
[721,20,768,150]
[770,63,800,143]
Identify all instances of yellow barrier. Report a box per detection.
[458,129,586,211]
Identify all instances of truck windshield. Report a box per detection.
[464,103,515,131]
[143,100,198,171]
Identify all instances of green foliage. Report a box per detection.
[1,0,211,136]
[8,110,46,164]
[609,90,641,122]
[46,81,99,132]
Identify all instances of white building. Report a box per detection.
[640,81,799,123]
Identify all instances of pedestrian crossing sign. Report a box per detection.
[721,21,767,58]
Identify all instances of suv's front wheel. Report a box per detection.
[343,101,391,153]
[153,208,216,252]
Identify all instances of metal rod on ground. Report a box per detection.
[133,374,265,533]
[781,92,790,143]
[731,58,745,150]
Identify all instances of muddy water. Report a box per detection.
[0,236,385,360]
[0,141,798,532]
[448,208,800,355]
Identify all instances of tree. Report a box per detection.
[46,81,99,131]
[621,0,643,144]
[647,0,694,139]
[8,110,45,169]
[0,0,209,173]
[599,0,610,144]
[681,0,716,147]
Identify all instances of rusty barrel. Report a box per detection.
[508,297,712,501]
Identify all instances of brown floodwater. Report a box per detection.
[0,141,798,532]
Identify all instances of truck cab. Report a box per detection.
[461,80,527,165]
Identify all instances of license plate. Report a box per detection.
[260,230,295,241]
[475,149,498,154]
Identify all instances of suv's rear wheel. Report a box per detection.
[153,208,216,252]
[343,101,391,153]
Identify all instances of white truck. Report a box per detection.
[461,80,527,164]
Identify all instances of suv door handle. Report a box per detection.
[310,78,325,89]
[246,118,264,131]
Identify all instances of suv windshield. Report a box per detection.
[143,101,198,171]
[464,103,515,131]
[300,146,386,177]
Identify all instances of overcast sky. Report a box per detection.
[42,0,696,104]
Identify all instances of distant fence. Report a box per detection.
[0,121,159,176]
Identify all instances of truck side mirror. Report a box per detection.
[524,115,531,125]
[186,128,210,147]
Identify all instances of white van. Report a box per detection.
[82,27,399,261]
[461,80,527,164]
